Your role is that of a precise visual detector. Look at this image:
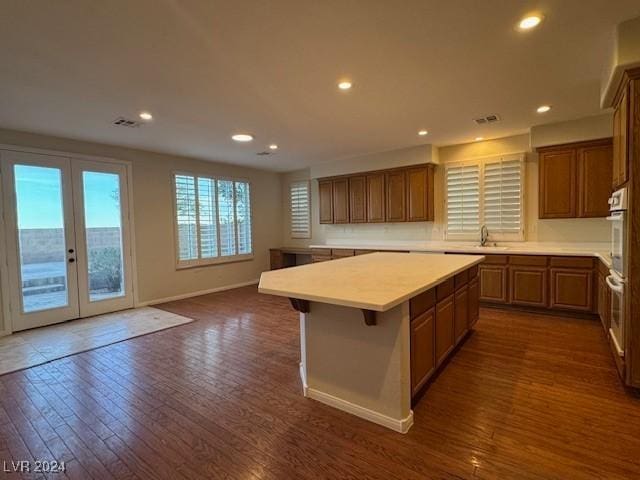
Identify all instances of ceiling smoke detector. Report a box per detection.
[473,114,501,125]
[113,117,143,128]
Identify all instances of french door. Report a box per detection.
[1,150,134,331]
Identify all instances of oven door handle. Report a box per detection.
[605,275,624,293]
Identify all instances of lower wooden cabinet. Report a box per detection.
[479,265,508,303]
[410,307,435,395]
[435,294,455,366]
[509,267,548,307]
[454,285,468,344]
[468,278,480,327]
[550,268,593,312]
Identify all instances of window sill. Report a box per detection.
[176,254,254,270]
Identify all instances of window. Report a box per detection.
[445,154,524,241]
[174,173,252,267]
[289,181,311,239]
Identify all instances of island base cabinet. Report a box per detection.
[454,286,468,344]
[435,294,455,367]
[410,308,435,396]
[468,278,480,328]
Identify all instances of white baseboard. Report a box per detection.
[306,387,414,434]
[136,279,259,307]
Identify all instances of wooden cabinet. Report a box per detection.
[612,87,629,188]
[311,248,332,263]
[318,180,333,224]
[468,278,480,328]
[435,294,454,367]
[509,266,548,308]
[578,143,613,217]
[332,178,349,224]
[270,249,284,270]
[479,265,508,303]
[538,147,576,218]
[410,307,435,395]
[317,164,433,224]
[331,248,354,260]
[366,173,386,222]
[550,268,593,312]
[537,139,612,219]
[348,176,366,223]
[385,170,406,222]
[406,165,434,222]
[454,286,468,344]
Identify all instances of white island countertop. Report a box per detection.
[259,252,484,312]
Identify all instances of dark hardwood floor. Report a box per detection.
[1,285,639,479]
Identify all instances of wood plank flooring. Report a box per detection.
[1,285,639,479]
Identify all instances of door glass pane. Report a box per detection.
[14,165,68,313]
[83,171,125,302]
[217,180,236,256]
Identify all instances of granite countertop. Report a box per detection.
[258,252,484,311]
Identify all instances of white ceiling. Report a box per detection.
[1,1,639,172]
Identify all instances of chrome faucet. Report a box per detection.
[480,225,489,246]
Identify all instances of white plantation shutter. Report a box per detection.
[174,174,253,266]
[446,164,480,234]
[483,157,523,234]
[290,181,311,239]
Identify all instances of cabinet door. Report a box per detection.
[435,294,454,366]
[411,307,435,396]
[454,285,468,344]
[386,170,406,222]
[332,178,349,224]
[509,267,548,308]
[468,278,480,328]
[612,88,628,188]
[406,166,431,222]
[318,180,333,224]
[577,143,613,217]
[366,173,386,222]
[539,149,577,218]
[479,265,508,303]
[550,268,593,312]
[269,249,284,270]
[348,176,366,223]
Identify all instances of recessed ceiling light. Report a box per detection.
[536,104,552,113]
[418,130,428,136]
[139,111,153,121]
[338,81,353,91]
[518,15,543,30]
[475,137,484,141]
[232,133,254,142]
[269,144,278,150]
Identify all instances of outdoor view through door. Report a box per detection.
[1,150,134,332]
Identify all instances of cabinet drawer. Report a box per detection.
[311,248,332,256]
[454,269,469,289]
[410,288,436,320]
[468,265,478,279]
[436,277,455,301]
[354,249,375,256]
[311,255,331,263]
[509,255,548,267]
[482,255,508,265]
[550,256,594,269]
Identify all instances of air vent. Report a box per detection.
[473,114,501,125]
[256,151,272,156]
[113,117,143,128]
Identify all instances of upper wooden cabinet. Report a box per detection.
[348,176,366,223]
[612,87,629,188]
[317,164,434,225]
[366,173,386,222]
[406,165,435,222]
[318,180,333,224]
[386,170,406,222]
[332,178,349,224]
[537,138,612,219]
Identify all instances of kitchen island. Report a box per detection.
[258,252,484,433]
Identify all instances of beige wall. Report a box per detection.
[0,128,283,317]
[282,117,612,246]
